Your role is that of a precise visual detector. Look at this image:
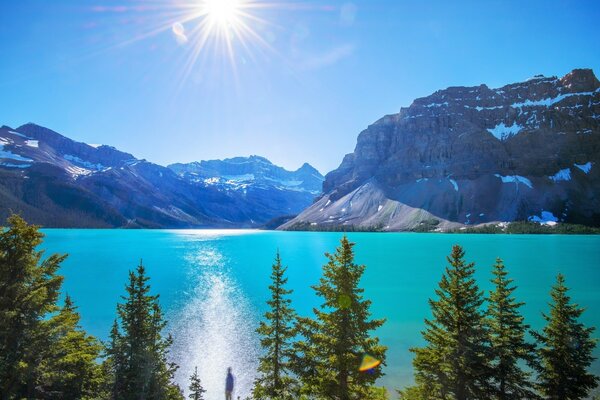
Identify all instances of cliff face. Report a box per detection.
[283,69,600,231]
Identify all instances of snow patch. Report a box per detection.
[487,122,523,140]
[377,205,383,212]
[203,177,220,185]
[529,211,558,226]
[574,162,592,174]
[466,105,504,111]
[424,102,449,108]
[549,168,571,182]
[0,162,31,168]
[65,165,93,177]
[223,174,255,182]
[449,179,458,192]
[511,90,597,109]
[8,130,29,138]
[25,140,39,148]
[494,174,533,189]
[63,154,106,171]
[0,144,33,162]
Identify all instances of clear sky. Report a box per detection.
[1,0,599,174]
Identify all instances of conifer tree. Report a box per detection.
[37,295,104,399]
[533,274,598,399]
[293,236,386,399]
[487,258,538,399]
[253,251,298,400]
[188,367,206,400]
[411,245,491,400]
[107,261,183,400]
[0,215,65,398]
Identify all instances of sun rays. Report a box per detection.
[88,0,278,86]
[172,0,275,85]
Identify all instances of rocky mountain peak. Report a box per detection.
[559,68,599,92]
[283,68,600,231]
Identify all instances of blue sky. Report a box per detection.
[1,0,599,174]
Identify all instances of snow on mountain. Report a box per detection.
[168,156,324,195]
[0,124,323,228]
[282,68,600,231]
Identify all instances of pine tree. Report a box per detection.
[253,251,298,399]
[36,295,104,399]
[188,367,206,400]
[106,261,183,400]
[411,245,491,400]
[293,236,386,400]
[487,258,538,399]
[0,215,65,398]
[533,274,599,399]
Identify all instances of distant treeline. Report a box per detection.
[286,220,600,234]
[1,215,598,399]
[451,221,600,234]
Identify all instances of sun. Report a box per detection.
[202,0,242,27]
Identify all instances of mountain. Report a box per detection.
[168,156,323,196]
[281,69,600,231]
[0,123,323,228]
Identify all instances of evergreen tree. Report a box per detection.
[37,295,104,399]
[533,274,598,399]
[0,215,65,398]
[411,245,491,400]
[487,258,538,399]
[253,251,298,400]
[293,236,386,400]
[107,261,183,400]
[188,367,206,400]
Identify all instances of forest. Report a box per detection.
[0,214,598,399]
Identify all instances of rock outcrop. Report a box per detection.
[282,69,600,231]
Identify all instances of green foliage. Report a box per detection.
[0,215,66,398]
[0,215,104,399]
[453,221,600,234]
[410,219,441,233]
[487,259,538,399]
[105,261,184,400]
[411,245,491,400]
[533,274,599,399]
[367,386,389,399]
[293,236,386,399]
[188,367,206,400]
[36,295,104,399]
[253,251,298,399]
[397,385,429,400]
[285,222,385,232]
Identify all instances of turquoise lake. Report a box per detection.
[40,230,600,399]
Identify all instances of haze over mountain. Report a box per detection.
[0,123,323,228]
[282,69,600,231]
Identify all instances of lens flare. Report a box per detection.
[359,354,381,372]
[92,0,276,86]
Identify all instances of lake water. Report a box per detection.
[40,230,600,399]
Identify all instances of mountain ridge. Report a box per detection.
[0,123,323,228]
[282,68,600,231]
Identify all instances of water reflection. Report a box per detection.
[170,245,259,400]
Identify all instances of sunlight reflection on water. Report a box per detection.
[169,244,259,400]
